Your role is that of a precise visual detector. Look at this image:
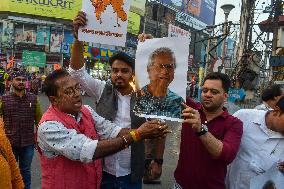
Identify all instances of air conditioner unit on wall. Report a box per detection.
[277,26,284,48]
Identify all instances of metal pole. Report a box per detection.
[221,14,228,68]
[143,1,148,33]
[204,32,211,76]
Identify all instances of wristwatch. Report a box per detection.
[196,124,208,137]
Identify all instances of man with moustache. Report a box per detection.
[0,68,42,189]
[226,96,284,189]
[134,47,184,119]
[174,72,243,189]
[69,11,166,188]
[37,69,169,189]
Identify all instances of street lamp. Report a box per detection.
[204,26,214,77]
[220,4,235,69]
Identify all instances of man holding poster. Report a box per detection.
[70,12,166,189]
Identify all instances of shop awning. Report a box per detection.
[259,15,284,33]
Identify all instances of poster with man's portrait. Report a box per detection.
[134,37,189,122]
[50,27,63,53]
[2,21,14,46]
[14,27,23,43]
[23,30,36,44]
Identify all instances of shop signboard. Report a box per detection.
[22,50,46,67]
[15,43,45,52]
[0,0,82,20]
[127,12,141,35]
[46,53,61,64]
[83,43,91,58]
[1,21,14,47]
[188,54,194,68]
[89,47,116,60]
[63,30,74,44]
[183,0,217,26]
[36,26,50,52]
[168,24,191,43]
[158,0,184,11]
[175,12,207,30]
[14,27,23,43]
[130,0,146,16]
[228,88,246,103]
[216,37,236,57]
[270,56,284,82]
[152,0,217,28]
[226,38,235,58]
[50,27,63,53]
[61,42,70,54]
[23,29,37,44]
[61,30,73,55]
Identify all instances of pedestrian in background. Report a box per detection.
[255,84,284,110]
[0,117,24,189]
[30,73,40,95]
[0,68,42,189]
[139,33,243,189]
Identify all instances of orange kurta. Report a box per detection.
[0,118,24,189]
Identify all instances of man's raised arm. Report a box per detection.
[70,11,86,71]
[69,11,105,101]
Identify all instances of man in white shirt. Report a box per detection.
[69,11,166,188]
[226,96,284,189]
[37,69,169,189]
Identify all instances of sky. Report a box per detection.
[215,0,271,25]
[214,0,272,51]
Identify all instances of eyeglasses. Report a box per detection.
[63,84,81,97]
[153,63,175,70]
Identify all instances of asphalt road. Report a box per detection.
[31,94,181,189]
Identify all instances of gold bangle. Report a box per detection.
[135,130,141,141]
[130,130,138,142]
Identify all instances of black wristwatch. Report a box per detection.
[196,124,208,137]
[154,158,163,165]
